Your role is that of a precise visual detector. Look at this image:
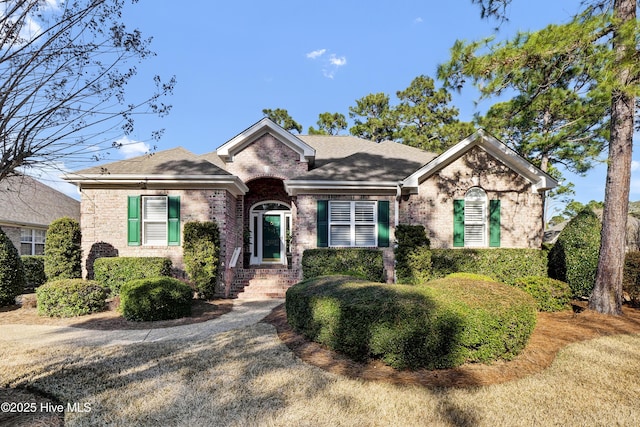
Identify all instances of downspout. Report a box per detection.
[393,183,402,284]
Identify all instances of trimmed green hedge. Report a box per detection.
[624,252,640,306]
[0,228,25,306]
[302,249,385,282]
[286,275,537,370]
[22,255,46,290]
[446,272,496,282]
[511,276,572,312]
[395,224,431,284]
[93,257,172,295]
[44,217,82,280]
[36,279,107,317]
[431,249,548,284]
[548,208,601,298]
[119,277,192,322]
[183,221,220,299]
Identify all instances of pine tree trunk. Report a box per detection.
[588,0,636,315]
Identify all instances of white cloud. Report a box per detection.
[632,160,640,171]
[306,49,326,59]
[329,54,347,67]
[307,49,347,79]
[25,163,79,200]
[414,17,423,24]
[116,137,150,159]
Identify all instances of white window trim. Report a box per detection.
[328,200,377,247]
[464,188,488,247]
[20,228,46,255]
[142,195,168,246]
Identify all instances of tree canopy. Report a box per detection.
[262,108,302,133]
[0,0,175,181]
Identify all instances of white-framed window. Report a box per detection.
[464,187,487,247]
[142,196,168,245]
[20,228,46,255]
[329,201,376,247]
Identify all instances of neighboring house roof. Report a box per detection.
[0,175,80,228]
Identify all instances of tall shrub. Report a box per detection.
[548,208,601,298]
[183,221,220,299]
[395,224,431,284]
[623,251,640,306]
[0,228,25,306]
[44,217,82,281]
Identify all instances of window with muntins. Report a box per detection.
[20,228,45,255]
[453,187,500,248]
[128,195,180,246]
[329,201,376,247]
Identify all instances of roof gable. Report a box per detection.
[217,118,315,163]
[403,129,558,193]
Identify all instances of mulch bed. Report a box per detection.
[262,301,640,388]
[0,297,233,330]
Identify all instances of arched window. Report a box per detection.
[453,187,501,248]
[464,187,487,247]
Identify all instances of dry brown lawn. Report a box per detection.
[1,300,640,426]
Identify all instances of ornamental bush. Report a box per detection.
[431,248,548,284]
[119,277,192,321]
[44,217,82,281]
[511,276,572,312]
[623,251,640,306]
[446,272,497,282]
[0,228,25,306]
[36,279,107,317]
[286,275,536,370]
[22,255,46,291]
[395,224,431,284]
[93,257,172,295]
[302,249,385,282]
[548,208,601,298]
[183,221,220,299]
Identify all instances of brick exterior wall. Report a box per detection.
[223,134,309,182]
[0,225,22,254]
[79,188,240,284]
[294,194,397,283]
[398,146,544,248]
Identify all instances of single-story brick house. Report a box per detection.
[0,175,80,255]
[63,118,557,297]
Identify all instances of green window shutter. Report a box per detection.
[317,200,328,247]
[453,199,465,247]
[127,196,141,246]
[489,199,501,247]
[168,196,181,246]
[377,200,389,247]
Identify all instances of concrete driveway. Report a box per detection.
[0,298,284,347]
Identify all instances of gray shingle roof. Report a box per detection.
[0,175,80,227]
[75,147,230,176]
[292,139,438,181]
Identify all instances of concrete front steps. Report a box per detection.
[232,267,300,299]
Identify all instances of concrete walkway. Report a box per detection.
[0,299,284,347]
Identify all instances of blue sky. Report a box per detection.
[37,0,638,214]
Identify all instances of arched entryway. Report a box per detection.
[249,201,292,266]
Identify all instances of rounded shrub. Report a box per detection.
[511,276,572,312]
[36,279,107,317]
[93,257,172,295]
[548,208,601,298]
[0,228,26,306]
[183,221,220,299]
[120,277,192,321]
[286,275,537,370]
[44,217,82,281]
[22,255,46,290]
[446,272,496,282]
